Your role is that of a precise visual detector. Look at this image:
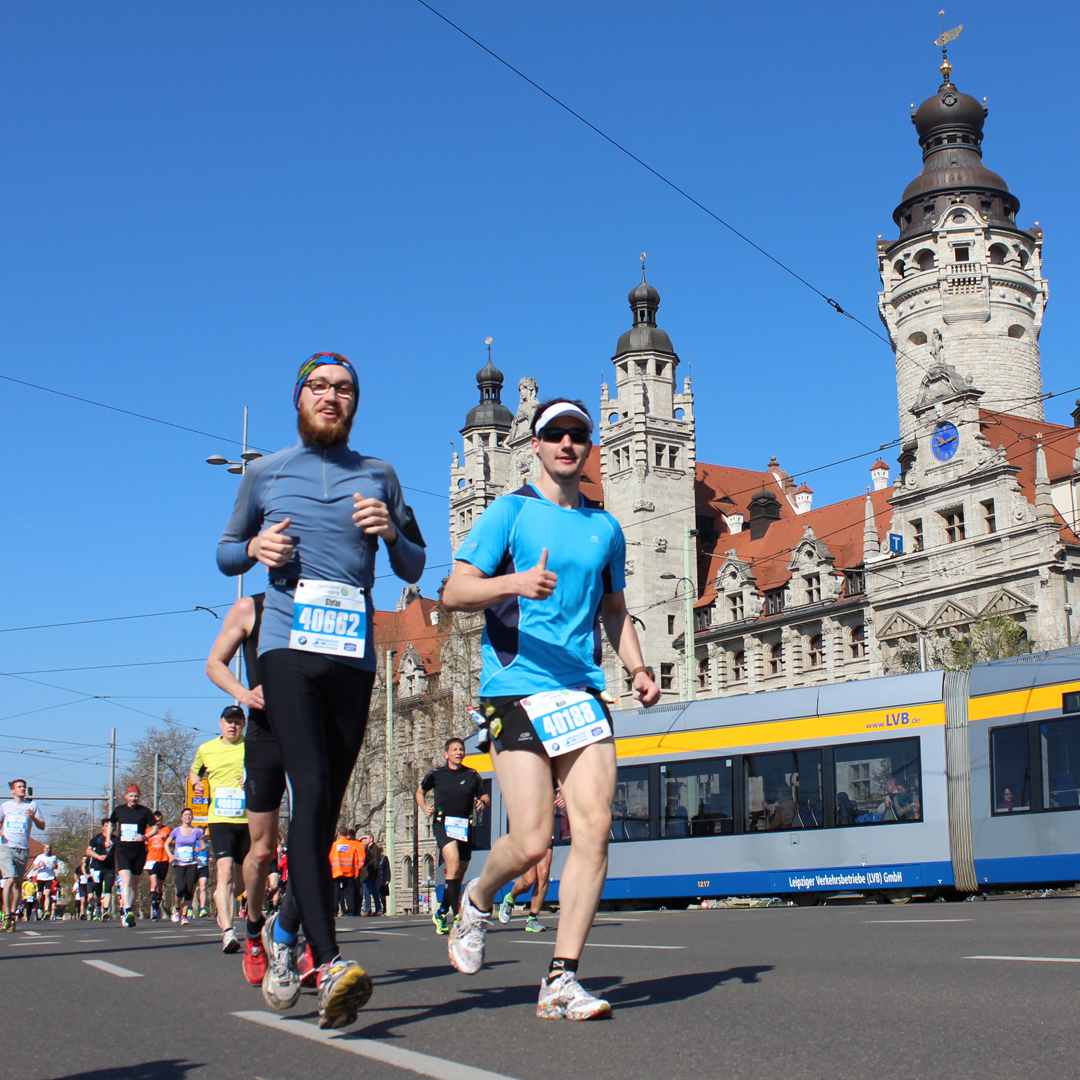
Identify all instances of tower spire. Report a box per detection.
[934,12,963,86]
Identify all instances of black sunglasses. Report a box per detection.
[538,427,590,445]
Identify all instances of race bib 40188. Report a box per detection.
[520,689,611,758]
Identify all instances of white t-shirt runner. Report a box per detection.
[0,800,38,850]
[32,854,59,880]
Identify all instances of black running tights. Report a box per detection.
[261,649,375,967]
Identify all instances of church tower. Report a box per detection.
[876,50,1048,444]
[449,342,513,553]
[600,261,697,698]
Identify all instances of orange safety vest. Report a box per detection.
[329,838,355,879]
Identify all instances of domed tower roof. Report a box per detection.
[462,340,513,433]
[614,258,677,358]
[892,57,1020,242]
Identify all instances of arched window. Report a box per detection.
[403,855,415,890]
[1008,324,1026,340]
[808,634,823,668]
[988,243,1008,265]
[850,625,866,659]
[697,657,710,691]
[732,651,746,681]
[916,249,936,272]
[422,854,435,886]
[1018,250,1030,269]
[769,643,783,675]
[893,260,906,278]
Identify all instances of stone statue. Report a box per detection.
[930,327,945,366]
[509,377,539,443]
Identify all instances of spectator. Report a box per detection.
[360,835,383,916]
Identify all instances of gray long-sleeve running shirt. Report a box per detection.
[217,443,426,670]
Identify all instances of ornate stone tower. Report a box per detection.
[876,52,1048,444]
[449,343,513,552]
[600,262,697,697]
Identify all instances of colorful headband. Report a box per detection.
[293,353,359,408]
[534,402,593,436]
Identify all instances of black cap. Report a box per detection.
[220,705,246,722]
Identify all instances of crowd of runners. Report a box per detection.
[0,353,659,1026]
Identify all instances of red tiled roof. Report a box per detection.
[372,596,445,678]
[580,446,604,504]
[980,409,1080,544]
[696,487,895,606]
[871,460,890,471]
[695,461,795,519]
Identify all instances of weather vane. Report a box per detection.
[640,251,647,281]
[934,10,962,82]
[485,336,493,361]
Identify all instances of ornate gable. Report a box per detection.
[877,610,924,641]
[786,526,835,573]
[925,598,977,630]
[979,588,1036,618]
[713,550,756,593]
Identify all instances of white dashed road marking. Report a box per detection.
[234,1011,520,1080]
[865,919,971,923]
[512,940,685,950]
[83,959,143,978]
[966,954,1080,964]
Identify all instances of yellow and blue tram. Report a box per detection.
[463,647,1080,903]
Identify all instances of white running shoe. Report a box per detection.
[536,971,612,1020]
[260,913,301,1011]
[447,878,488,975]
[316,957,373,1030]
[221,927,241,954]
[497,894,513,924]
[170,910,180,924]
[122,910,136,928]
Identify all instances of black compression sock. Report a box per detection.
[549,957,579,977]
[443,878,462,915]
[246,915,265,940]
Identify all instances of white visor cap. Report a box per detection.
[534,402,594,437]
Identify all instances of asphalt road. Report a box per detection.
[4,897,1077,1080]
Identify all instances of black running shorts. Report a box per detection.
[209,822,251,864]
[433,817,473,863]
[146,861,169,880]
[481,691,614,755]
[114,846,146,876]
[244,736,287,815]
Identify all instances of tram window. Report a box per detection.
[990,725,1031,813]
[744,750,823,832]
[660,759,733,838]
[1063,691,1080,714]
[611,764,651,841]
[834,738,921,825]
[1041,718,1080,810]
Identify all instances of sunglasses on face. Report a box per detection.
[538,427,590,445]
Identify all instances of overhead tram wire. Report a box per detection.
[414,0,943,385]
[0,372,448,501]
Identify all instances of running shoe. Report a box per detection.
[242,934,268,985]
[297,943,318,989]
[525,915,546,933]
[170,910,180,924]
[261,914,301,1011]
[222,927,241,953]
[432,909,449,935]
[122,910,136,928]
[4,915,14,933]
[447,878,488,975]
[316,957,373,1030]
[180,915,190,925]
[497,895,514,924]
[198,907,208,918]
[536,971,612,1020]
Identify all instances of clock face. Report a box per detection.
[932,421,959,462]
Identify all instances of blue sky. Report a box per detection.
[3,1,1079,804]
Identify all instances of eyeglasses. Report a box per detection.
[304,378,356,399]
[538,427,590,445]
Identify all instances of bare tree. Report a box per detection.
[116,711,199,824]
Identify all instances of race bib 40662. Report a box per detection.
[289,580,366,658]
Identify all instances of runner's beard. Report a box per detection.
[298,405,353,447]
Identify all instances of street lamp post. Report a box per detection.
[206,406,262,676]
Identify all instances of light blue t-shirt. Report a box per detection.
[455,484,626,697]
